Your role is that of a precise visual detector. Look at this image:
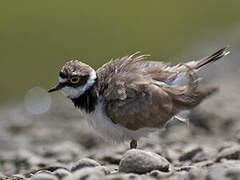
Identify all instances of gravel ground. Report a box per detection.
[0,41,239,180]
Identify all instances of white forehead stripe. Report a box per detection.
[59,77,67,83]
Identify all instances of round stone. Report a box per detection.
[119,149,170,174]
[53,168,71,179]
[30,172,57,180]
[71,158,101,172]
[216,146,240,162]
[66,166,107,180]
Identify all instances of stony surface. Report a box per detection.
[0,41,240,180]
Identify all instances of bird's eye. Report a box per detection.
[70,76,80,84]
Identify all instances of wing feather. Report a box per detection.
[103,73,174,130]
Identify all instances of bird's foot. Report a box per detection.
[130,139,137,149]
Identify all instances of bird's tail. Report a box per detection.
[191,46,230,70]
[164,46,229,114]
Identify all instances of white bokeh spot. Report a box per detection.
[24,87,51,115]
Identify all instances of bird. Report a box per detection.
[48,47,229,149]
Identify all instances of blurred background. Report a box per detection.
[0,0,240,103]
[0,0,240,177]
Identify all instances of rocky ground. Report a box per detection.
[0,43,240,180]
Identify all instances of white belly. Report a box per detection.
[82,98,157,142]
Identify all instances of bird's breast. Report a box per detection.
[83,98,157,142]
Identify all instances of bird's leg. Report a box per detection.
[130,139,137,149]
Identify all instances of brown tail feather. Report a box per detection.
[200,87,219,97]
[195,46,230,70]
[170,87,218,113]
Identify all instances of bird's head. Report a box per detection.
[48,60,97,99]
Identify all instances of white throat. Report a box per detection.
[61,69,97,99]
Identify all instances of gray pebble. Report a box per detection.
[104,173,154,180]
[101,154,122,165]
[225,168,240,180]
[65,166,107,180]
[149,170,172,178]
[103,164,118,174]
[71,158,101,172]
[35,170,53,175]
[234,130,240,143]
[216,146,240,162]
[30,173,58,180]
[53,169,71,179]
[192,151,209,163]
[0,173,6,180]
[218,142,238,152]
[175,166,194,172]
[194,160,214,167]
[119,149,170,174]
[172,171,189,180]
[179,145,202,161]
[206,164,229,180]
[188,168,207,180]
[11,174,26,180]
[96,146,126,165]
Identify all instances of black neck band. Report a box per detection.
[71,86,98,113]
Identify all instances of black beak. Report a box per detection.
[48,83,64,93]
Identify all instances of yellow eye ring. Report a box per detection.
[70,76,80,84]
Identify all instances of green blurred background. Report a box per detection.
[0,0,239,103]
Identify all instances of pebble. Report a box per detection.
[234,129,240,143]
[192,151,209,162]
[217,142,238,152]
[66,166,107,180]
[103,164,118,174]
[70,158,101,172]
[104,173,154,180]
[194,160,215,167]
[172,171,189,180]
[175,166,194,172]
[225,167,240,180]
[35,170,53,175]
[101,154,122,165]
[188,168,207,180]
[205,162,240,180]
[179,146,203,161]
[0,173,6,180]
[9,174,26,180]
[96,146,126,165]
[30,172,58,180]
[149,170,172,178]
[119,149,170,174]
[53,168,71,179]
[206,164,228,180]
[216,146,240,162]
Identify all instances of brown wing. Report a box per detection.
[103,73,174,130]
